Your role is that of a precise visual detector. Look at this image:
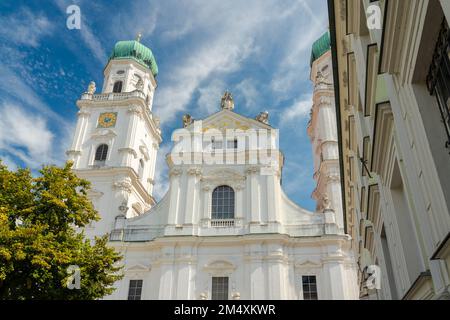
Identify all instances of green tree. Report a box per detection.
[0,160,123,299]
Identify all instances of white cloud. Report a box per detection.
[0,65,69,125]
[152,0,304,124]
[0,155,18,171]
[0,103,55,169]
[235,79,259,110]
[279,94,313,124]
[0,9,54,47]
[197,79,226,115]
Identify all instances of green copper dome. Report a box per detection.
[310,31,331,66]
[109,40,158,77]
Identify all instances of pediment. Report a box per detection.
[294,259,322,269]
[186,109,272,133]
[203,260,236,272]
[91,128,117,140]
[125,263,151,272]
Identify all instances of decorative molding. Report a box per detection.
[66,150,82,156]
[77,109,90,117]
[245,166,259,175]
[118,147,138,158]
[127,105,143,118]
[169,168,183,177]
[113,179,133,193]
[87,189,104,199]
[91,128,117,140]
[187,167,202,176]
[203,260,236,274]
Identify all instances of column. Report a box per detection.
[247,167,260,223]
[167,168,182,227]
[69,109,90,168]
[184,168,200,225]
[121,106,141,167]
[201,184,211,227]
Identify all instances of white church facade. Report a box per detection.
[67,37,359,300]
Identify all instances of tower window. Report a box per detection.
[113,81,123,93]
[94,144,108,165]
[211,186,235,220]
[302,275,318,300]
[127,279,143,300]
[211,277,229,300]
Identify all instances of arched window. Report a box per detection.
[113,81,123,93]
[211,185,235,220]
[94,144,108,165]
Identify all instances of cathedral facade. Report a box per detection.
[67,37,359,300]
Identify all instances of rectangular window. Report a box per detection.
[302,275,318,300]
[211,277,229,300]
[127,279,143,300]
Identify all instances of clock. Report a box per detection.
[98,112,117,128]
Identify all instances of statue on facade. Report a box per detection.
[136,78,144,91]
[87,81,96,94]
[221,91,234,110]
[322,193,333,212]
[182,113,193,127]
[256,111,269,124]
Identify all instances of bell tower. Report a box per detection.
[66,36,162,238]
[307,31,344,232]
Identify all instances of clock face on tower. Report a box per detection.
[98,112,117,128]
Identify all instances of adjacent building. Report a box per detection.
[329,0,450,299]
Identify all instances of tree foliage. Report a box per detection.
[0,161,123,299]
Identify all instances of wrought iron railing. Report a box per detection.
[426,18,450,150]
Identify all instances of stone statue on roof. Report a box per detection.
[256,111,269,124]
[221,91,234,110]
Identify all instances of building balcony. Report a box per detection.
[210,219,235,228]
[80,90,146,102]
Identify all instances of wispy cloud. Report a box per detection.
[54,0,107,64]
[279,94,313,124]
[0,8,54,47]
[235,79,259,110]
[197,79,226,115]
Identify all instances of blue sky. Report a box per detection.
[0,0,329,211]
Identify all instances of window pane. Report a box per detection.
[95,144,108,161]
[128,279,143,300]
[212,277,229,300]
[211,186,235,220]
[302,275,318,300]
